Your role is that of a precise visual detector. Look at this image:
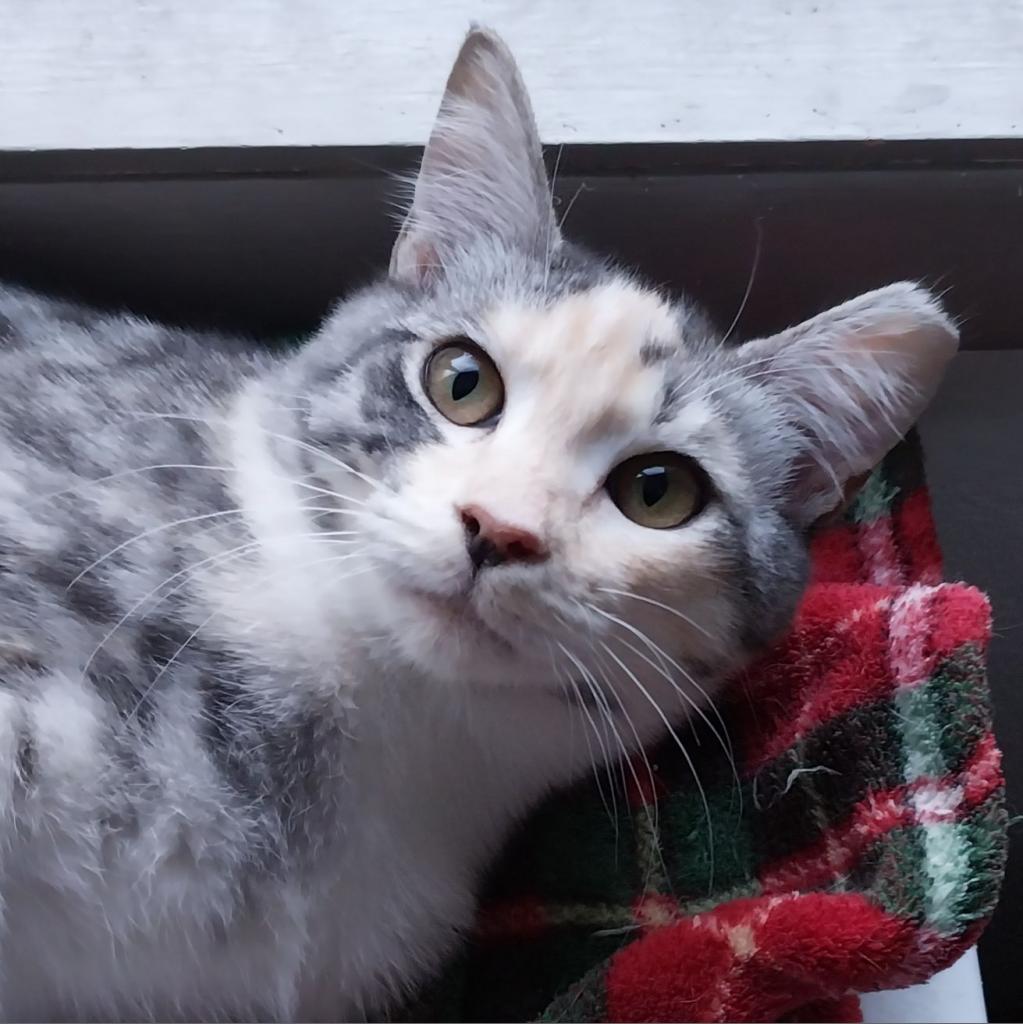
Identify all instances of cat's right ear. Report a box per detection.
[734,282,958,525]
[389,27,559,285]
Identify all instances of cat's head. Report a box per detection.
[284,29,956,725]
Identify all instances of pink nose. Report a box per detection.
[459,504,548,572]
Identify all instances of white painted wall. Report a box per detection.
[2,0,1023,151]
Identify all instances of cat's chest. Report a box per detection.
[0,784,485,1020]
[0,680,541,1020]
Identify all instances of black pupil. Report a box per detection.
[449,352,480,401]
[639,467,668,507]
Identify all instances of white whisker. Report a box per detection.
[720,217,763,347]
[33,458,372,513]
[584,646,665,838]
[110,407,391,497]
[31,464,233,505]
[543,142,564,300]
[79,530,365,689]
[554,642,620,830]
[596,587,715,641]
[597,639,716,893]
[608,632,742,819]
[67,506,350,590]
[125,552,369,722]
[585,598,741,811]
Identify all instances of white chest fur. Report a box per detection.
[0,661,583,1021]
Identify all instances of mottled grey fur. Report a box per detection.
[0,26,955,1022]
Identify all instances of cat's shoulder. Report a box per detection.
[0,281,276,373]
[0,281,158,361]
[0,281,103,337]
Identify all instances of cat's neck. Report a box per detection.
[185,378,603,914]
[197,380,363,690]
[207,377,594,789]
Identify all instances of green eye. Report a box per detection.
[606,452,707,529]
[423,339,504,426]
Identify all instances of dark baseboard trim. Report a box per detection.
[1,143,1021,350]
[5,137,1023,183]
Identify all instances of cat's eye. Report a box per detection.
[423,340,504,426]
[606,452,707,529]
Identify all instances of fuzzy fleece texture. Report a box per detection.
[398,431,1007,1023]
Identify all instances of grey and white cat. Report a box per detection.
[0,27,956,1022]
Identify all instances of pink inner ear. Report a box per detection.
[410,238,441,287]
[391,227,442,288]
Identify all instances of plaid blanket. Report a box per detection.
[399,432,1006,1023]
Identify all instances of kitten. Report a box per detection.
[0,26,956,1022]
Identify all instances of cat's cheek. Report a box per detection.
[571,505,741,661]
[366,501,468,597]
[574,497,722,583]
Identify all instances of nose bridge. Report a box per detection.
[464,437,559,535]
[473,477,550,537]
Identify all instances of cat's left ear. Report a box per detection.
[734,282,958,524]
[390,27,558,285]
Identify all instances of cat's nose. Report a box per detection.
[459,504,548,571]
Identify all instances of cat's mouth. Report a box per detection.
[401,585,600,707]
[405,586,513,650]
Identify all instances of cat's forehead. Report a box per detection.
[485,280,678,367]
[480,281,681,432]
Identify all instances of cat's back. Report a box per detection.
[0,289,339,1020]
[0,284,270,469]
[0,284,273,652]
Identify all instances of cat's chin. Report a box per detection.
[375,581,558,689]
[405,586,512,649]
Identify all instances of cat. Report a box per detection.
[0,25,956,1023]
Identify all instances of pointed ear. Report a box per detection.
[735,283,958,524]
[390,27,558,285]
